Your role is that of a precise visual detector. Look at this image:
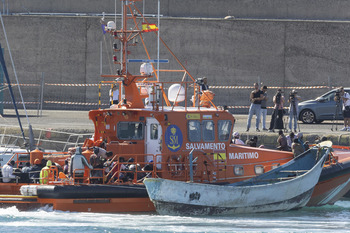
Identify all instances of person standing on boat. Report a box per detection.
[268,89,285,132]
[109,84,119,106]
[21,162,31,183]
[260,86,268,131]
[93,146,113,160]
[69,146,93,182]
[90,151,103,184]
[2,160,16,183]
[29,159,42,183]
[200,77,209,92]
[40,160,54,184]
[246,83,263,132]
[63,159,69,175]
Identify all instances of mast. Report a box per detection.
[0,12,35,150]
[121,0,128,76]
[0,45,27,147]
[100,0,217,110]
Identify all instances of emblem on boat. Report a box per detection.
[165,125,183,152]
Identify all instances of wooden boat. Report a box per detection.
[0,0,349,213]
[227,143,350,207]
[144,144,331,215]
[307,145,350,206]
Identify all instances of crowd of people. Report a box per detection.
[0,158,57,184]
[232,129,326,157]
[0,142,155,184]
[246,83,303,133]
[246,83,350,133]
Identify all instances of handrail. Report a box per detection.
[0,150,228,186]
[0,176,20,183]
[0,127,92,152]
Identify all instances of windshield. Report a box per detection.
[316,89,350,102]
[117,122,144,140]
[316,91,335,102]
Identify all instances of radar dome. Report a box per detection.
[168,84,185,103]
[106,21,116,30]
[140,63,153,75]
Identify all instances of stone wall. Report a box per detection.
[5,0,350,20]
[0,14,350,112]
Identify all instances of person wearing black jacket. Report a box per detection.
[269,89,285,132]
[246,83,263,132]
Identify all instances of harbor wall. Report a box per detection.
[0,15,350,112]
[5,0,350,21]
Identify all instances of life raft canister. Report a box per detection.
[30,149,44,165]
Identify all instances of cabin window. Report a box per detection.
[254,165,264,175]
[117,122,144,140]
[202,120,215,141]
[150,123,158,140]
[188,120,201,142]
[233,165,244,176]
[218,120,232,141]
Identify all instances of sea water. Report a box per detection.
[1,201,350,233]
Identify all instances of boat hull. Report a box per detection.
[35,184,155,212]
[0,184,155,213]
[144,148,328,215]
[145,177,319,215]
[36,184,149,199]
[308,162,350,206]
[39,197,154,213]
[152,188,314,215]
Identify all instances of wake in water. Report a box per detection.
[0,201,350,232]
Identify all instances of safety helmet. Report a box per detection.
[233,131,239,138]
[46,160,52,167]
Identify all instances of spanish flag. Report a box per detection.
[142,23,158,32]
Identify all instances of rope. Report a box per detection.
[45,101,108,106]
[209,85,330,89]
[0,83,332,89]
[226,106,289,109]
[0,101,109,106]
[45,83,107,87]
[0,83,332,107]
